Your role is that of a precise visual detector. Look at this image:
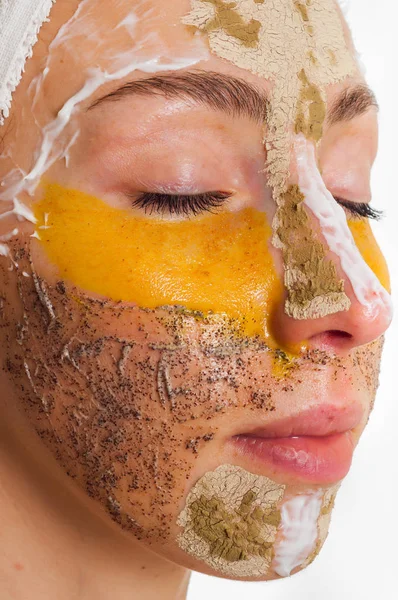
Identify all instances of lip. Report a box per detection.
[228,404,363,484]
[233,403,364,439]
[230,432,355,483]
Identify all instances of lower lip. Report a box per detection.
[230,432,355,483]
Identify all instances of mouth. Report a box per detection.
[228,403,363,484]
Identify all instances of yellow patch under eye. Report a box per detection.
[34,183,284,342]
[33,184,391,362]
[348,219,391,293]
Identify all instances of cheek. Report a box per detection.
[33,183,283,339]
[348,219,391,292]
[4,273,218,542]
[3,260,282,555]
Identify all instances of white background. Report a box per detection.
[188,1,397,598]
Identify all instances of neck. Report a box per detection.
[0,396,191,600]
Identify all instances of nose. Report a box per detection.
[271,284,392,353]
[269,135,393,353]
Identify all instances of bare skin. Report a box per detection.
[0,1,392,598]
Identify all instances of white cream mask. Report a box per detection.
[272,482,341,576]
[272,489,323,577]
[294,133,393,321]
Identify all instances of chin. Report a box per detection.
[172,463,341,581]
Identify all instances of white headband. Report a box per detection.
[0,0,56,125]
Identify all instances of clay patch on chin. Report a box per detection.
[176,464,285,577]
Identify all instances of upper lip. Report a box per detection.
[233,403,364,439]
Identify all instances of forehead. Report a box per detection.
[32,0,363,118]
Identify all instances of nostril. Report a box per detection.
[327,330,352,339]
[310,330,352,341]
[308,330,354,352]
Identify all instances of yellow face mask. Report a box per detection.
[347,219,390,293]
[34,183,283,341]
[34,183,390,347]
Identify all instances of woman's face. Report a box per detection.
[0,0,392,581]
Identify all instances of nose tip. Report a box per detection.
[350,297,393,348]
[270,286,393,354]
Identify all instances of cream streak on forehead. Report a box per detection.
[0,0,207,233]
[182,0,355,196]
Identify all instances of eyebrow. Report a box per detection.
[88,70,378,127]
[327,83,378,125]
[88,71,269,123]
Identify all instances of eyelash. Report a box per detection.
[131,191,232,216]
[131,191,384,221]
[334,197,384,221]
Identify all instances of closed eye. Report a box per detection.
[334,197,384,221]
[130,191,232,216]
